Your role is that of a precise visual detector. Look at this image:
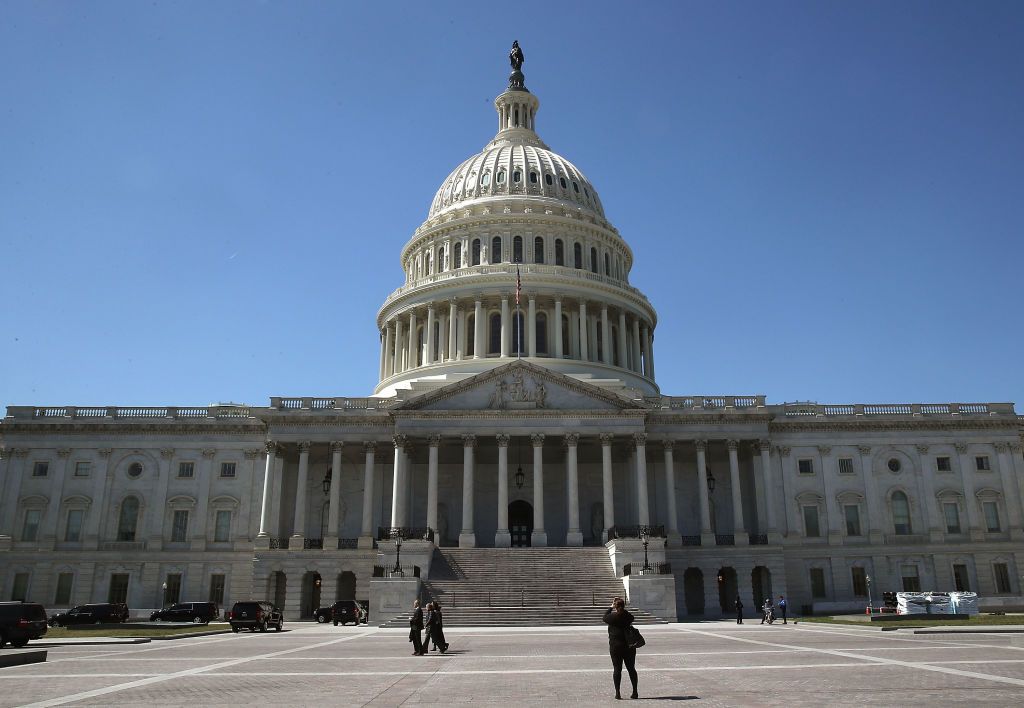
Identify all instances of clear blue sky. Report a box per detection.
[2,1,1022,409]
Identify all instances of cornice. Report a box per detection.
[0,423,266,436]
[392,410,648,421]
[769,419,1019,433]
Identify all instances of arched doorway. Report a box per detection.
[717,567,738,614]
[509,500,533,547]
[683,568,705,616]
[337,571,357,602]
[751,566,773,613]
[300,571,322,619]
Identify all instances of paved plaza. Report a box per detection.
[3,622,1024,706]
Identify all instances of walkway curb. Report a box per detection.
[35,629,232,646]
[0,649,47,667]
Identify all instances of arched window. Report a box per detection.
[604,253,610,276]
[511,311,524,354]
[513,170,521,183]
[438,247,445,272]
[559,177,567,189]
[513,236,523,263]
[466,315,475,357]
[555,239,565,266]
[574,243,583,269]
[536,313,548,354]
[497,170,506,184]
[573,181,580,193]
[892,491,912,535]
[529,171,538,184]
[491,236,502,263]
[471,239,481,266]
[117,497,140,542]
[590,247,598,273]
[481,172,490,187]
[561,314,571,357]
[453,242,462,269]
[534,236,544,264]
[545,174,553,186]
[425,251,432,275]
[489,313,502,355]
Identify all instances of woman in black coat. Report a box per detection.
[603,597,638,700]
[428,601,449,653]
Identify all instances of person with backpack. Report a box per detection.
[778,595,788,624]
[603,597,639,700]
[762,596,774,624]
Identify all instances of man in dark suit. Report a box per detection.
[409,600,425,655]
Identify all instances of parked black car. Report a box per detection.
[48,603,130,627]
[314,600,365,626]
[227,601,283,633]
[150,602,219,624]
[0,602,48,648]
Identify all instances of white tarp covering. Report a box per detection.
[949,592,979,615]
[896,592,953,615]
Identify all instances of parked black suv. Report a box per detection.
[0,602,48,648]
[227,601,283,632]
[150,602,219,624]
[314,600,365,626]
[48,603,130,627]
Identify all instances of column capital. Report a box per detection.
[392,434,408,450]
[12,448,29,458]
[599,433,614,446]
[495,434,510,448]
[297,441,311,454]
[779,445,792,457]
[564,433,579,447]
[816,445,831,457]
[857,445,871,456]
[426,303,435,313]
[632,432,647,447]
[994,442,1010,453]
[428,435,442,448]
[244,449,261,460]
[265,441,278,456]
[160,448,174,459]
[1010,443,1022,453]
[531,433,545,447]
[202,449,217,458]
[364,440,378,453]
[330,441,345,453]
[758,439,771,452]
[662,439,675,451]
[57,448,72,458]
[954,442,968,454]
[462,434,477,448]
[98,448,113,458]
[694,439,707,452]
[726,439,739,452]
[915,444,930,454]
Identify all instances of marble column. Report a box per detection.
[393,320,404,374]
[41,449,71,547]
[818,445,840,544]
[407,311,418,367]
[257,442,276,538]
[617,311,627,368]
[427,435,440,539]
[500,297,510,357]
[956,442,982,540]
[646,326,655,379]
[326,441,344,545]
[600,433,615,542]
[859,445,882,543]
[634,433,650,526]
[390,435,407,529]
[578,300,589,361]
[148,449,173,548]
[447,300,458,362]
[639,323,649,377]
[600,306,611,365]
[459,435,477,548]
[291,442,311,540]
[495,434,511,547]
[527,297,537,357]
[531,433,547,546]
[379,329,387,380]
[359,442,376,548]
[696,440,714,544]
[554,299,563,358]
[995,443,1023,539]
[565,433,583,546]
[473,299,483,359]
[758,440,780,542]
[425,305,436,364]
[85,448,112,548]
[727,440,748,545]
[631,318,642,372]
[192,449,214,549]
[663,440,680,544]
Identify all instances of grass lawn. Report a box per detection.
[799,614,1024,629]
[43,623,232,639]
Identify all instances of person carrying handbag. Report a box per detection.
[603,597,640,700]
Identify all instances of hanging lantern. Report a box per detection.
[514,465,525,489]
[322,468,332,496]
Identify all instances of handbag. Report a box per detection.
[626,625,646,649]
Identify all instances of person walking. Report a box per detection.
[424,602,436,651]
[778,595,787,624]
[735,595,744,624]
[761,596,774,624]
[430,600,449,653]
[409,599,425,655]
[603,597,639,700]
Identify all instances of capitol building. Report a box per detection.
[2,47,1022,622]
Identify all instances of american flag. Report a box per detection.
[515,265,522,307]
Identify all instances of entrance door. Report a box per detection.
[509,500,533,547]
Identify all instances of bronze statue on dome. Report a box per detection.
[509,41,524,71]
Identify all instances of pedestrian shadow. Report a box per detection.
[638,697,699,701]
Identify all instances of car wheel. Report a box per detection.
[10,639,27,648]
[259,621,268,633]
[0,632,7,648]
[333,621,338,626]
[193,616,203,624]
[232,626,239,633]
[275,621,283,632]
[317,615,327,624]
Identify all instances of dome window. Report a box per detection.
[573,181,580,193]
[513,170,521,183]
[471,239,481,266]
[559,177,567,189]
[453,242,462,269]
[590,247,598,273]
[530,171,538,184]
[605,253,611,276]
[555,239,565,266]
[481,172,490,186]
[545,174,553,186]
[573,242,583,270]
[497,171,506,184]
[492,236,503,263]
[534,236,545,264]
[513,236,523,264]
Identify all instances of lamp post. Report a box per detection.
[393,533,404,577]
[640,528,651,573]
[161,581,168,608]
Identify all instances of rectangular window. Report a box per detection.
[22,509,41,542]
[943,502,961,534]
[54,572,74,605]
[65,509,84,542]
[11,572,30,601]
[851,567,868,597]
[209,574,226,605]
[803,506,821,538]
[975,455,990,471]
[901,564,921,592]
[809,568,826,598]
[844,505,861,536]
[214,510,231,543]
[953,563,970,592]
[74,461,91,477]
[164,573,182,605]
[108,573,129,604]
[32,461,49,477]
[798,459,814,475]
[171,510,189,543]
[220,462,236,478]
[983,501,1001,532]
[994,563,1012,594]
[837,457,854,475]
[177,461,194,478]
[936,456,952,472]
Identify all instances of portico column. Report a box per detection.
[527,297,537,357]
[531,434,547,546]
[631,317,642,372]
[384,326,394,378]
[859,445,882,543]
[578,300,589,361]
[495,434,511,547]
[85,448,112,547]
[633,433,650,526]
[257,442,277,538]
[426,435,440,540]
[554,299,563,358]
[192,449,214,549]
[425,305,436,364]
[640,323,649,377]
[473,299,483,359]
[358,442,376,548]
[663,441,680,545]
[459,435,477,548]
[393,320,404,374]
[447,300,458,362]
[379,330,387,380]
[500,297,510,357]
[600,306,611,365]
[617,311,627,368]
[646,326,655,379]
[326,442,344,545]
[41,449,71,547]
[695,440,714,544]
[758,440,780,542]
[407,311,418,367]
[565,434,583,546]
[292,442,311,540]
[600,434,615,542]
[956,442,983,540]
[727,440,748,545]
[995,443,1023,539]
[390,435,407,528]
[148,449,173,547]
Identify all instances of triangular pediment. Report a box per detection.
[395,361,642,412]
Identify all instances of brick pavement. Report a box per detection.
[1,621,1024,706]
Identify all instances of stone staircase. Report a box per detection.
[379,547,668,627]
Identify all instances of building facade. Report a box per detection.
[2,52,1023,620]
